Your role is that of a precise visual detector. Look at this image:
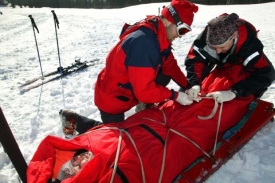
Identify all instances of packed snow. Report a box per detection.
[0,2,275,183]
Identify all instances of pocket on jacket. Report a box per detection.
[116,95,130,102]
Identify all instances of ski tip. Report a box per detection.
[19,87,32,94]
[19,89,27,94]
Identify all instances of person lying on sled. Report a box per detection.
[184,12,275,103]
[27,69,274,183]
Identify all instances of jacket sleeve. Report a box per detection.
[128,66,177,103]
[161,52,188,89]
[184,30,215,87]
[231,38,275,97]
[230,21,275,97]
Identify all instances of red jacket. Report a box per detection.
[94,16,188,114]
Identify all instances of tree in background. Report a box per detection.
[10,0,15,7]
[6,0,275,9]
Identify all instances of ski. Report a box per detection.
[19,59,84,88]
[19,70,59,88]
[20,59,99,93]
[0,107,27,183]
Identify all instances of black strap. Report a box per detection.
[166,5,182,26]
[115,166,129,183]
[47,179,61,183]
[140,124,165,145]
[120,23,132,36]
[160,45,172,61]
[148,17,159,33]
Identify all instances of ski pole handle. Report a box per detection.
[28,15,39,33]
[51,10,59,29]
[51,10,62,72]
[28,14,44,79]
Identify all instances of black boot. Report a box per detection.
[59,109,102,138]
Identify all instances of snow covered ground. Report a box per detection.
[1,2,275,183]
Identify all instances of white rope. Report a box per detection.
[123,130,146,183]
[170,128,211,158]
[158,130,169,183]
[198,97,218,120]
[136,109,168,182]
[81,126,122,135]
[110,129,123,183]
[85,126,146,182]
[197,96,224,157]
[137,117,165,124]
[137,109,167,125]
[160,109,167,125]
[140,109,168,182]
[212,102,223,156]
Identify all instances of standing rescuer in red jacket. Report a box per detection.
[94,0,199,123]
[185,13,275,103]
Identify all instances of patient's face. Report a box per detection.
[71,152,93,168]
[71,154,85,167]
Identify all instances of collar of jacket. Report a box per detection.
[119,15,171,52]
[235,24,246,53]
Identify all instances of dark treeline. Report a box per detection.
[7,0,275,9]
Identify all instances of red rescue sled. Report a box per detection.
[2,99,274,183]
[175,99,275,183]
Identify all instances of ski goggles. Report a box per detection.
[177,23,192,36]
[166,4,192,36]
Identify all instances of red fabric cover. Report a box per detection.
[27,63,254,182]
[201,64,248,94]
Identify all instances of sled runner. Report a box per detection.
[174,99,275,183]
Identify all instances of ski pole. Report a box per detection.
[51,10,63,73]
[28,15,44,79]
